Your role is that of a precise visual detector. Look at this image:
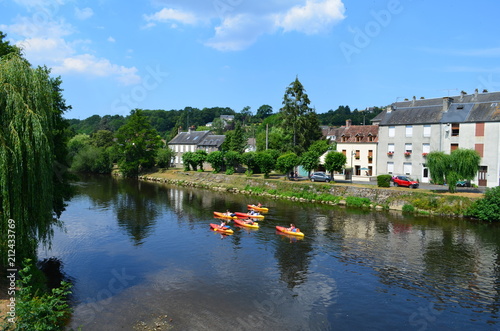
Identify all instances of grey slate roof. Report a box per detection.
[379,91,500,125]
[168,131,210,145]
[198,135,225,148]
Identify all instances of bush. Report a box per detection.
[465,186,500,222]
[71,146,112,174]
[2,259,72,331]
[377,174,392,187]
[346,196,371,207]
[225,168,234,175]
[402,204,415,213]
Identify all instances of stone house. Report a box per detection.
[375,91,500,187]
[168,128,225,168]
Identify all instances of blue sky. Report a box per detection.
[1,0,499,120]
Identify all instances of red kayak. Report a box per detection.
[276,226,304,237]
[234,212,264,219]
[210,223,234,234]
[233,218,259,229]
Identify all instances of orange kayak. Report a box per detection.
[276,226,304,237]
[233,218,259,229]
[210,223,234,234]
[213,211,237,219]
[247,205,269,212]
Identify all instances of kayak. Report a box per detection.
[213,211,237,219]
[233,218,259,229]
[210,223,234,234]
[247,205,269,212]
[234,212,264,219]
[276,226,304,237]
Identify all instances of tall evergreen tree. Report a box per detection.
[279,77,322,154]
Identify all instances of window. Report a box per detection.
[403,162,412,175]
[388,143,395,153]
[422,143,430,155]
[356,135,362,142]
[423,125,431,137]
[387,162,394,174]
[405,125,413,137]
[355,150,360,159]
[451,143,459,152]
[451,123,460,136]
[342,149,346,156]
[476,122,485,136]
[475,144,484,157]
[388,126,395,137]
[405,143,412,153]
[368,150,373,163]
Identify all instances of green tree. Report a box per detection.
[90,130,115,148]
[256,104,273,120]
[300,151,320,177]
[156,147,175,168]
[206,151,225,173]
[182,151,195,171]
[427,149,480,193]
[192,149,208,171]
[0,54,70,264]
[116,109,162,177]
[279,77,322,154]
[67,134,91,163]
[71,146,112,174]
[276,152,300,180]
[241,151,260,173]
[255,152,275,178]
[324,151,347,177]
[0,31,21,57]
[225,151,241,173]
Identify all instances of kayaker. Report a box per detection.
[219,221,229,229]
[288,224,297,232]
[225,210,235,217]
[257,202,262,207]
[245,218,254,225]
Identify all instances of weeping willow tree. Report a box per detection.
[426,149,481,193]
[0,54,61,265]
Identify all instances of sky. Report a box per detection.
[1,0,500,120]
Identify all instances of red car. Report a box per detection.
[392,176,419,188]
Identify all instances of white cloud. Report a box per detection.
[75,7,94,20]
[144,8,198,26]
[276,0,346,34]
[146,1,346,51]
[107,36,116,43]
[52,54,141,85]
[205,14,275,51]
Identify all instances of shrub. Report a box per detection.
[465,186,500,222]
[225,168,234,175]
[71,146,112,174]
[2,259,72,331]
[377,174,392,187]
[346,196,371,207]
[402,204,415,213]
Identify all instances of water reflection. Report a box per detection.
[39,176,500,330]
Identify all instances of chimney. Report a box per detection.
[387,105,393,113]
[442,97,453,111]
[188,125,195,133]
[346,119,352,128]
[412,96,416,106]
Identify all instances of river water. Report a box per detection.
[38,175,500,330]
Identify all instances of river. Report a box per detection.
[38,175,500,330]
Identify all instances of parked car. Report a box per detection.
[392,175,419,188]
[310,172,332,182]
[456,180,471,187]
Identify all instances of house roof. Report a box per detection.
[379,91,500,125]
[339,125,379,143]
[168,131,210,145]
[198,135,225,148]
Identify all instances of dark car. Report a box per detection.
[393,175,419,188]
[310,172,332,182]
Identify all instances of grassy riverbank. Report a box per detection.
[134,169,483,217]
